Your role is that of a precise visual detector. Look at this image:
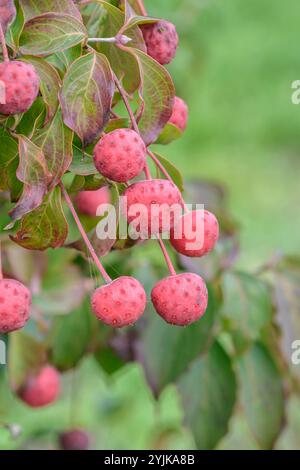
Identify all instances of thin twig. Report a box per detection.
[0,24,9,63]
[136,0,147,16]
[113,74,140,134]
[60,182,112,284]
[156,236,177,276]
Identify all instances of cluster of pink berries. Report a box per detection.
[0,4,220,414]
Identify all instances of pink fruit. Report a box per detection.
[0,279,31,333]
[91,276,147,328]
[141,20,179,65]
[151,273,208,326]
[123,179,183,237]
[75,186,111,217]
[169,96,188,132]
[20,366,60,408]
[94,129,146,183]
[170,210,219,257]
[0,61,40,115]
[60,429,90,451]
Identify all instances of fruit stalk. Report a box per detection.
[59,182,112,284]
[0,23,9,63]
[136,0,147,16]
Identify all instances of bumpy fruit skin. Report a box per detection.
[123,179,183,237]
[20,366,60,408]
[0,279,31,333]
[169,96,188,132]
[0,61,40,115]
[60,429,90,451]
[91,276,147,328]
[94,129,146,183]
[75,186,110,217]
[141,20,179,65]
[170,210,219,258]
[151,273,208,326]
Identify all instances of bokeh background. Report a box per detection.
[1,0,300,451]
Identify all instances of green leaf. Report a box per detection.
[0,128,22,197]
[19,0,82,21]
[221,271,272,350]
[238,343,284,449]
[96,0,145,94]
[142,285,217,392]
[155,122,182,145]
[11,187,68,250]
[59,51,114,146]
[22,56,62,122]
[46,44,83,76]
[9,136,51,222]
[8,332,47,390]
[33,110,73,188]
[70,146,97,176]
[15,98,46,137]
[49,300,95,371]
[153,152,184,193]
[125,48,175,145]
[177,342,237,449]
[19,13,87,56]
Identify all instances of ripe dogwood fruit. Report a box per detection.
[94,129,146,183]
[0,61,40,115]
[151,273,208,326]
[0,279,31,333]
[59,429,90,451]
[123,179,183,237]
[169,96,188,132]
[91,276,147,328]
[75,186,110,217]
[20,365,60,408]
[170,210,219,257]
[141,20,179,65]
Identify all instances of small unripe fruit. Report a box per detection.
[0,279,31,333]
[59,429,90,451]
[0,0,16,31]
[141,20,179,65]
[91,276,147,328]
[0,61,40,115]
[20,366,60,408]
[170,210,219,257]
[169,96,188,132]
[94,129,146,183]
[123,179,183,237]
[75,186,110,217]
[151,273,208,326]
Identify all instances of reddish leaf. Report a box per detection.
[19,0,82,21]
[59,50,114,146]
[9,136,51,222]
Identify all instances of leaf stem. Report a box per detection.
[136,0,148,16]
[113,74,140,134]
[59,182,112,284]
[0,24,9,63]
[88,35,132,45]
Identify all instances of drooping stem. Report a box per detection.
[0,240,3,280]
[113,74,140,134]
[136,0,147,16]
[0,24,9,63]
[116,79,177,276]
[147,149,173,183]
[59,182,112,284]
[156,236,176,276]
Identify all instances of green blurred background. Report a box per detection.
[1,0,300,451]
[151,0,300,269]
